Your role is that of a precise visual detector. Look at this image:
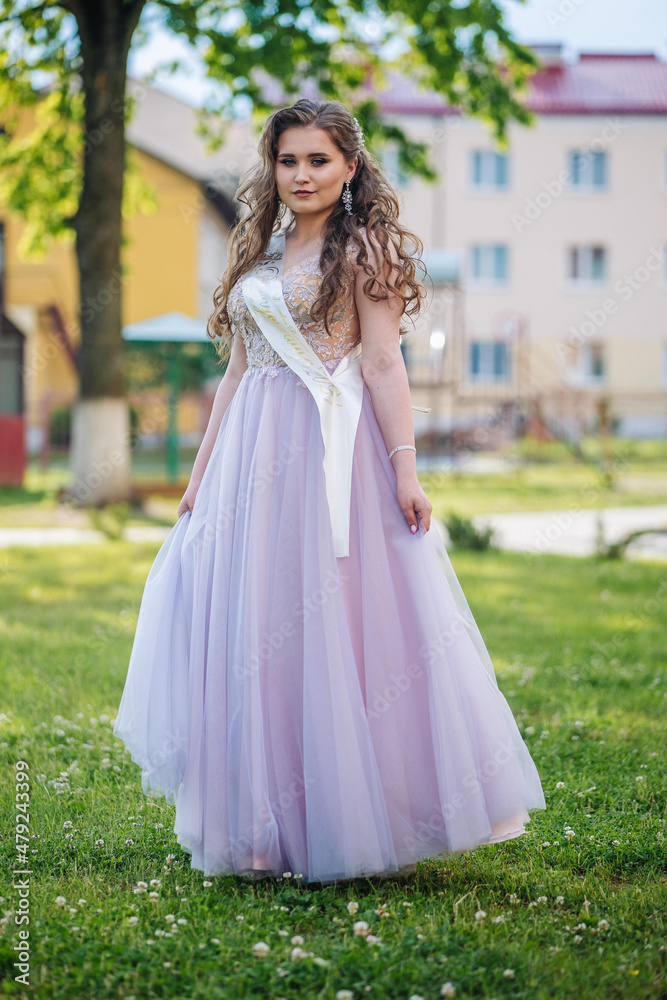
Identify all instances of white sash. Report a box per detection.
[242,231,363,558]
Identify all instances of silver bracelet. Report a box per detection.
[388,444,417,461]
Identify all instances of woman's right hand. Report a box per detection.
[177,479,201,518]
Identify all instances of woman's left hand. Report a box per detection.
[396,475,433,533]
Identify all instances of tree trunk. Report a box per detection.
[65,0,145,505]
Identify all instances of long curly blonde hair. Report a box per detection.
[207,98,427,358]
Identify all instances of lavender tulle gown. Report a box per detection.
[113,251,546,884]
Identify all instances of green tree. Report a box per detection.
[0,0,538,504]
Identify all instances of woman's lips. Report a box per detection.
[294,191,314,197]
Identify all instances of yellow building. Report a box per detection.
[2,78,251,458]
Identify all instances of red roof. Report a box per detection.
[374,52,667,116]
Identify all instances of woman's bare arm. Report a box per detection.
[353,238,432,532]
[177,332,248,515]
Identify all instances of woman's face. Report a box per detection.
[275,126,357,221]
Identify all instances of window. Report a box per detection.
[469,341,511,381]
[580,342,605,381]
[568,246,606,283]
[569,150,607,189]
[470,150,509,189]
[470,244,509,284]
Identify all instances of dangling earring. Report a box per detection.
[276,194,286,220]
[342,179,353,215]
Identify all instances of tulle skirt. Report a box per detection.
[113,363,546,883]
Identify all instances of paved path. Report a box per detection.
[468,504,667,560]
[0,505,666,559]
[0,525,172,547]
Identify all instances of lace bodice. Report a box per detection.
[227,247,361,381]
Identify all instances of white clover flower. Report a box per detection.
[291,935,304,945]
[163,961,171,968]
[542,841,551,847]
[77,899,86,906]
[366,934,382,945]
[537,896,547,904]
[282,871,292,878]
[573,934,582,943]
[291,945,308,960]
[503,969,515,979]
[524,726,535,735]
[125,838,134,845]
[164,914,175,924]
[149,879,161,888]
[556,781,565,789]
[565,830,576,840]
[490,915,505,923]
[55,896,67,906]
[177,918,187,925]
[63,820,73,829]
[597,919,609,930]
[278,929,288,937]
[154,929,165,937]
[335,991,354,1000]
[353,920,369,937]
[474,910,486,920]
[556,896,565,904]
[441,984,456,997]
[149,892,159,899]
[347,900,359,914]
[236,914,245,921]
[252,941,270,958]
[202,881,212,888]
[128,916,138,925]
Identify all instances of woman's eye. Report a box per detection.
[279,158,327,166]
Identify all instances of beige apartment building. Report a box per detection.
[376,44,667,442]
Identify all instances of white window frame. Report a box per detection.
[568,149,607,190]
[469,244,509,285]
[567,245,607,288]
[469,340,511,382]
[469,150,509,190]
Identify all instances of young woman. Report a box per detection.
[113,98,546,885]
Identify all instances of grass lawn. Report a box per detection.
[0,542,665,999]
